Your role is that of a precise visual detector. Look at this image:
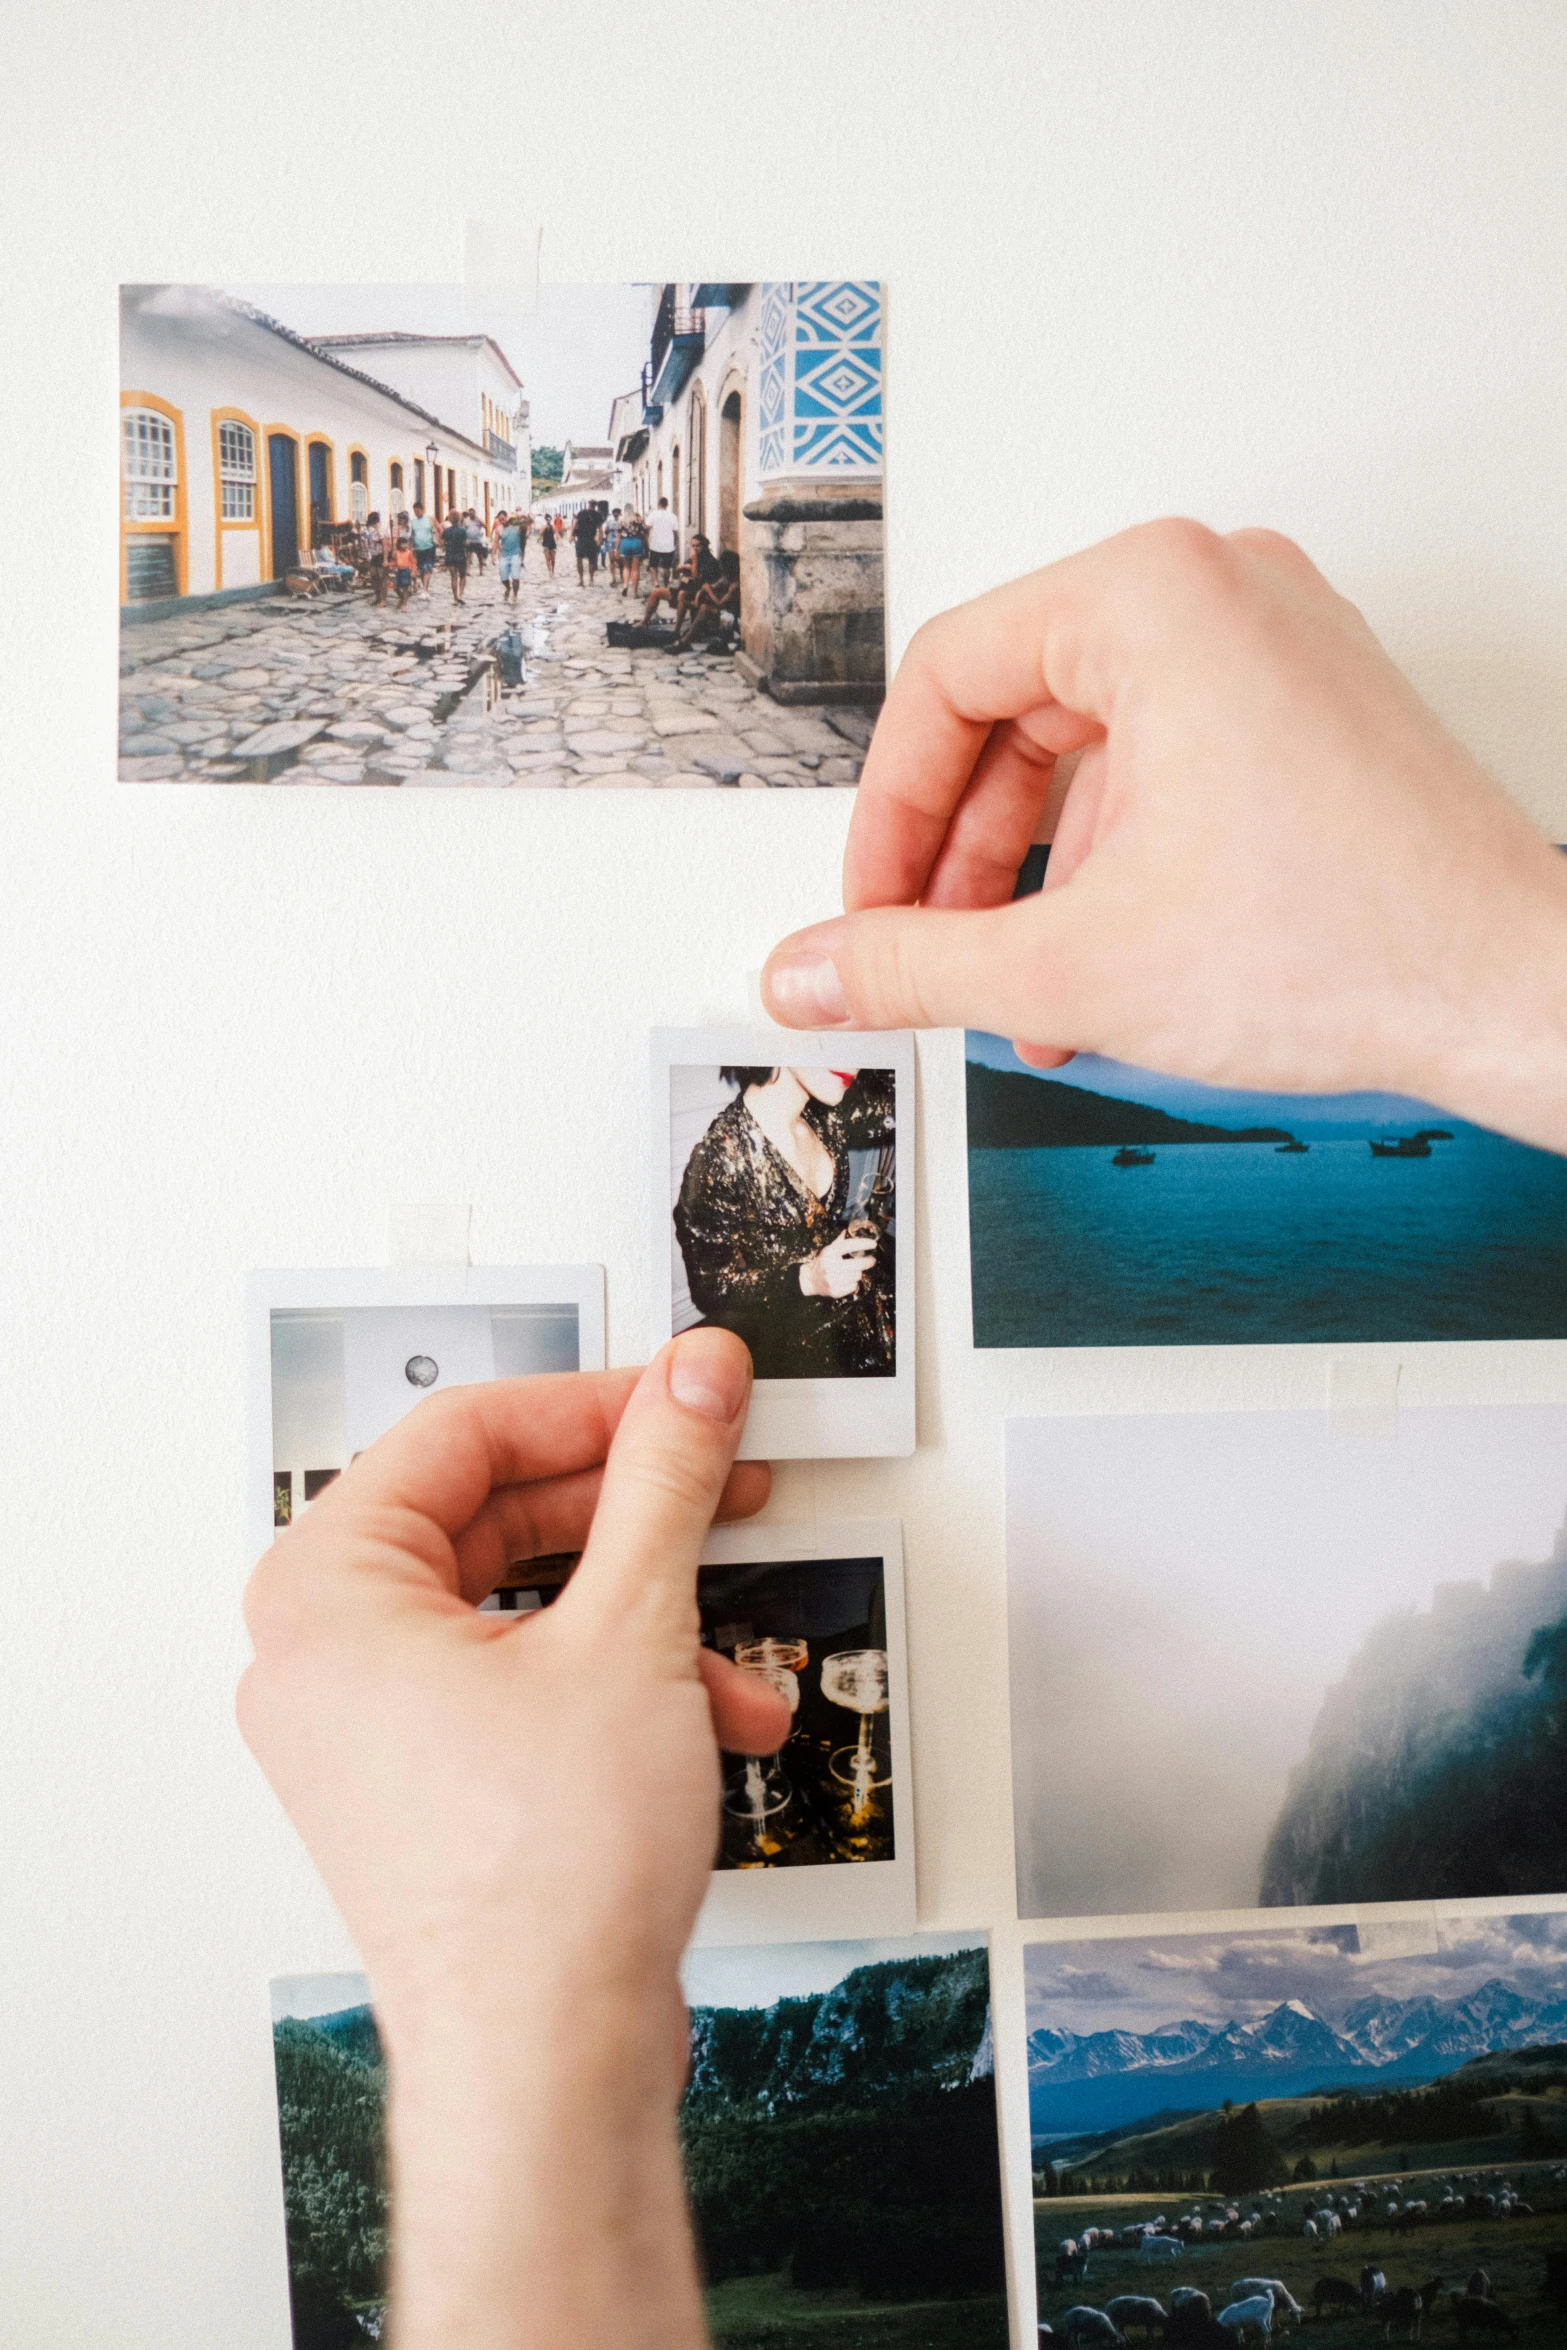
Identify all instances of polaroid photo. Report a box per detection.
[486,1520,916,1944]
[1007,1402,1567,1922]
[119,281,885,788]
[651,1029,916,1459]
[1026,1909,1567,2332]
[245,1265,604,1567]
[272,1931,1007,2349]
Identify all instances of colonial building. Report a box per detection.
[309,331,531,517]
[614,281,885,703]
[532,439,626,527]
[120,287,530,612]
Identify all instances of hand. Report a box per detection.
[239,1332,784,2350]
[798,1225,878,1299]
[761,522,1567,1153]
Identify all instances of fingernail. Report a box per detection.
[763,951,851,1028]
[668,1329,751,1422]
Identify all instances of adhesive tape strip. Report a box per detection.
[387,1203,472,1269]
[745,969,766,1023]
[1328,1355,1401,1438]
[1353,1902,1440,1960]
[462,218,542,312]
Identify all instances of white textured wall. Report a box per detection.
[5,4,1567,2342]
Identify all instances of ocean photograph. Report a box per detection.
[269,1937,1009,2350]
[965,1031,1567,1349]
[1027,1915,1567,2343]
[1007,1404,1567,1919]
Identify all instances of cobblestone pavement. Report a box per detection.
[117,560,875,787]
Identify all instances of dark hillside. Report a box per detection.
[1260,1532,1567,1904]
[681,1947,1006,2307]
[966,1059,1291,1148]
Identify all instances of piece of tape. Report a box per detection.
[462,218,542,312]
[386,1203,472,1268]
[745,969,766,1023]
[1354,1903,1440,1960]
[1328,1355,1401,1439]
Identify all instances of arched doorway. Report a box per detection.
[307,440,333,546]
[718,390,742,555]
[268,433,300,578]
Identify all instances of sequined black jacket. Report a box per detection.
[673,1080,895,1380]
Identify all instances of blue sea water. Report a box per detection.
[969,1136,1567,1346]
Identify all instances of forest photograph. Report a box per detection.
[1006,1401,1567,1919]
[270,1939,1010,2350]
[680,1934,1008,2348]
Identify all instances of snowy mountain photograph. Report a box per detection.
[1025,1912,1567,2141]
[1007,1402,1567,1918]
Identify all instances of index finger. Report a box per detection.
[307,1367,641,1545]
[843,525,1197,913]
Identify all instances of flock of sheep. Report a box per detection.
[1039,2272,1521,2345]
[1039,2170,1567,2345]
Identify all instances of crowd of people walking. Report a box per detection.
[347,492,741,647]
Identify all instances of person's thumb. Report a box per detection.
[759,900,1086,1041]
[557,1329,756,1652]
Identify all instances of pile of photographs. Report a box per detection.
[192,280,1567,2349]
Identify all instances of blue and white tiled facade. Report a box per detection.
[757,280,883,480]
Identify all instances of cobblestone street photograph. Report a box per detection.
[119,280,886,786]
[119,563,874,786]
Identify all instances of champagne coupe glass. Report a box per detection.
[820,1647,891,1821]
[721,1656,801,1858]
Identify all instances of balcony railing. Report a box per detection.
[485,429,516,470]
[650,300,704,382]
[644,297,707,420]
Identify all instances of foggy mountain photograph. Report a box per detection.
[1007,1403,1567,1919]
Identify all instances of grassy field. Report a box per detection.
[1046,2090,1567,2187]
[1034,2165,1567,2338]
[705,2270,1010,2347]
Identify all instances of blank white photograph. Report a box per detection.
[650,1029,915,1458]
[245,1265,605,1566]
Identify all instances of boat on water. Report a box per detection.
[1111,1145,1156,1168]
[1369,1135,1433,1158]
[1412,1127,1454,1142]
[1275,1139,1309,1154]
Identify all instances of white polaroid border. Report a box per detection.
[692,1518,916,1947]
[651,1029,916,1459]
[244,1264,606,1569]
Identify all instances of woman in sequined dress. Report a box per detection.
[673,1065,896,1379]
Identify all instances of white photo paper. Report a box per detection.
[245,1264,605,1567]
[694,1519,915,1944]
[650,1029,916,1459]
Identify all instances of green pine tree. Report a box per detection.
[1210,2103,1289,2194]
